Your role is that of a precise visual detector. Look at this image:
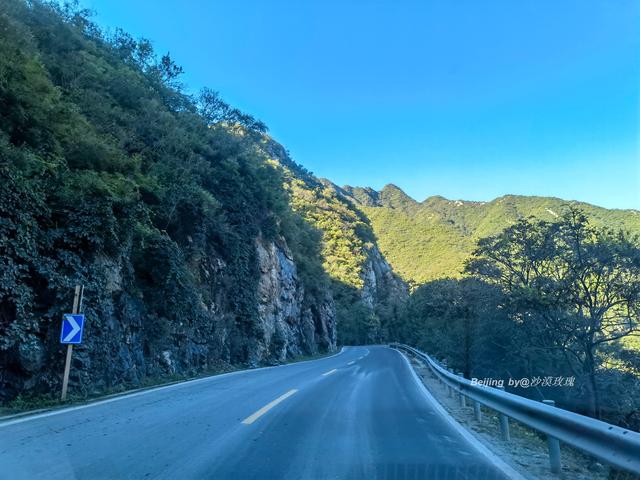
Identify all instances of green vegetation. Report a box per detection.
[0,0,402,402]
[281,172,372,290]
[0,0,296,366]
[393,211,640,430]
[342,185,640,285]
[266,159,405,345]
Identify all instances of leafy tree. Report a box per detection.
[395,278,516,379]
[466,209,640,417]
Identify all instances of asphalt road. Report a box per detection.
[0,346,515,479]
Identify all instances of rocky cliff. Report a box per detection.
[253,236,336,364]
[361,246,408,310]
[1,229,337,401]
[0,0,404,403]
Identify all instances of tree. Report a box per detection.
[396,278,514,379]
[198,88,267,133]
[466,208,640,417]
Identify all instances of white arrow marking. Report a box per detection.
[63,315,81,342]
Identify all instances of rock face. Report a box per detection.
[361,246,408,309]
[0,234,337,402]
[252,236,336,364]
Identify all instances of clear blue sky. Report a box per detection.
[82,0,640,209]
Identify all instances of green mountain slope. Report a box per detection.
[0,0,404,402]
[258,143,407,344]
[339,184,640,285]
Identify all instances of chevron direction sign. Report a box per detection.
[60,314,85,344]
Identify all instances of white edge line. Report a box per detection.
[395,349,528,480]
[241,389,298,425]
[322,368,338,376]
[0,347,347,429]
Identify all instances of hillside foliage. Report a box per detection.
[0,0,405,404]
[0,0,392,400]
[342,185,640,285]
[266,159,404,345]
[391,211,640,430]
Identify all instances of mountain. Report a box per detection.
[0,0,404,402]
[338,185,640,285]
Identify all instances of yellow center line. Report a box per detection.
[322,368,338,376]
[241,389,298,425]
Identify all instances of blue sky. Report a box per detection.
[82,0,640,209]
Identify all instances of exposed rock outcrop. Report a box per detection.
[361,246,408,309]
[252,236,336,364]
[0,233,337,401]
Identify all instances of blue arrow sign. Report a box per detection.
[60,314,85,344]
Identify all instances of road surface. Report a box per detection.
[0,346,515,479]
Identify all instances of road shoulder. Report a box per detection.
[399,349,611,480]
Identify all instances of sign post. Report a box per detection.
[61,285,84,401]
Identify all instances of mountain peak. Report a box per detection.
[378,184,417,209]
[340,185,380,206]
[341,184,417,209]
[380,183,402,192]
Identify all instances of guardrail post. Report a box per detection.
[499,412,510,441]
[474,401,482,422]
[457,373,466,407]
[447,369,454,397]
[542,400,562,473]
[497,386,510,441]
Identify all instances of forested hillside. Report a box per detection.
[0,0,403,402]
[249,141,406,345]
[341,184,640,285]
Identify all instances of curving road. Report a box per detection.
[0,346,515,479]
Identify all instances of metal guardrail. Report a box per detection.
[393,343,640,475]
